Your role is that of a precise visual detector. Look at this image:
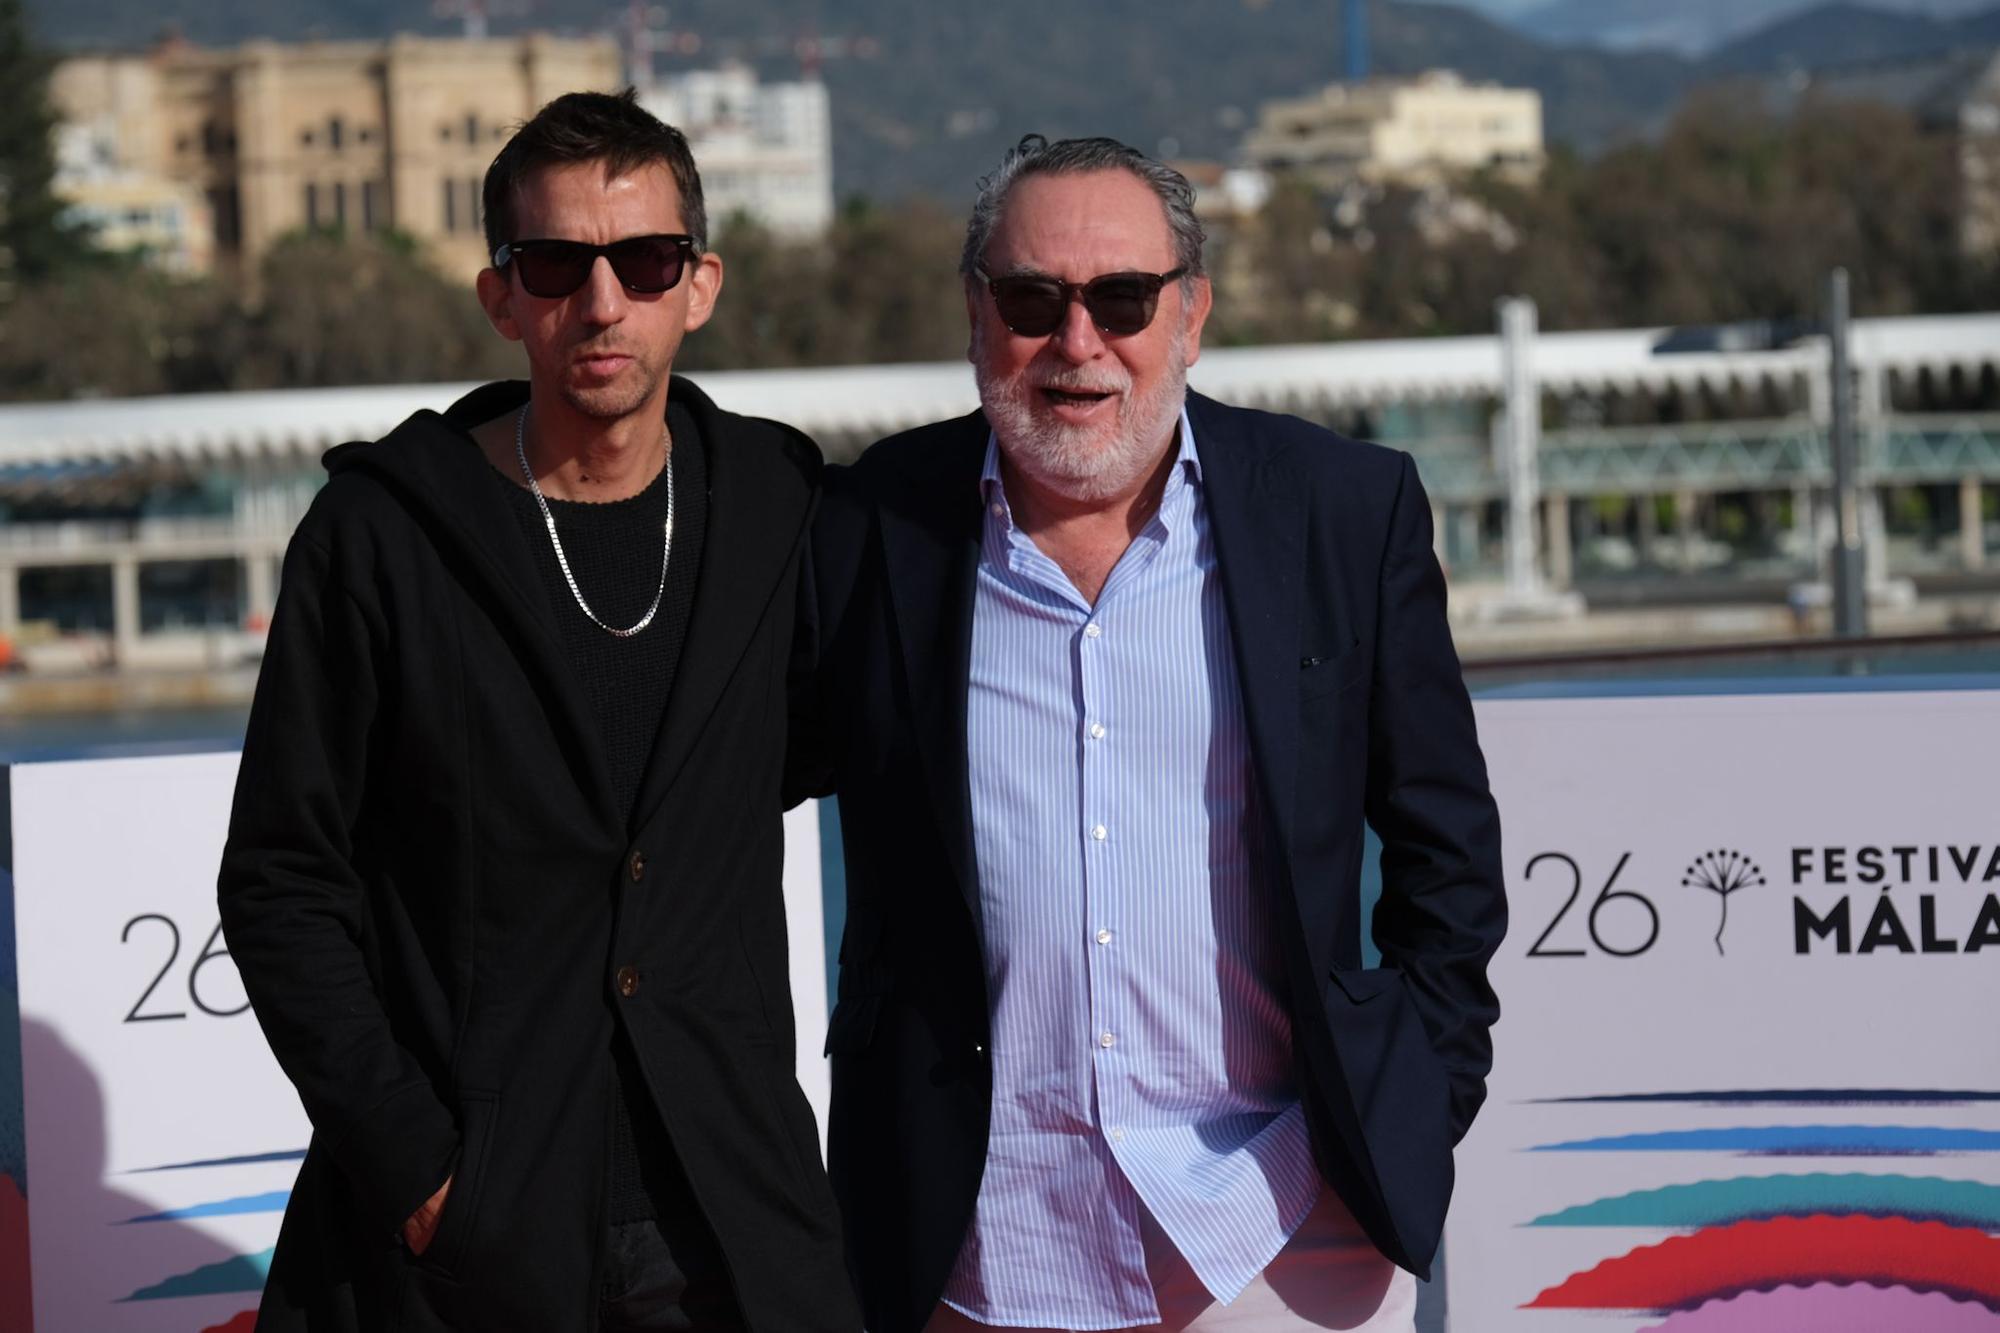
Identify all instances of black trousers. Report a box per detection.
[599,1215,745,1332]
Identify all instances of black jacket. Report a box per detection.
[790,393,1506,1333]
[221,377,859,1333]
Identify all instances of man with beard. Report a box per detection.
[220,90,858,1332]
[790,136,1506,1331]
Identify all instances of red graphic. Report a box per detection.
[1528,1214,2000,1310]
[0,1173,29,1333]
[201,1312,257,1333]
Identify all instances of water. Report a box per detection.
[0,705,249,764]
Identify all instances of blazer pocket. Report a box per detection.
[823,992,884,1057]
[1299,639,1367,702]
[413,1090,498,1281]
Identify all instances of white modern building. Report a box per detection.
[641,63,834,238]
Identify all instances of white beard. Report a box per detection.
[974,321,1190,504]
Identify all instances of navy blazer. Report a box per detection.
[789,390,1506,1333]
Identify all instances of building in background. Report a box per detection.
[640,63,833,237]
[49,34,621,282]
[1244,69,1544,190]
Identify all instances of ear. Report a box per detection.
[476,267,523,343]
[1181,275,1214,367]
[681,251,724,333]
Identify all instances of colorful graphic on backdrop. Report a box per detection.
[1521,1090,2000,1327]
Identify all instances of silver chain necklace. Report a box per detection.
[514,404,674,639]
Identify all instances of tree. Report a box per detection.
[245,229,514,388]
[0,0,69,293]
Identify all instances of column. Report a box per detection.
[1963,477,1987,571]
[1674,488,1700,573]
[112,557,142,665]
[1544,491,1573,590]
[244,551,278,626]
[1636,491,1660,567]
[0,563,18,640]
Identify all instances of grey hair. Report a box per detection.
[959,134,1206,280]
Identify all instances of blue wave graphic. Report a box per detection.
[1526,1172,2000,1228]
[120,1248,272,1301]
[120,1190,290,1223]
[126,1149,306,1174]
[1531,1125,2000,1155]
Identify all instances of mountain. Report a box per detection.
[1519,0,1999,55]
[19,0,2000,200]
[1706,3,2000,72]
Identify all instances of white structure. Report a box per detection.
[641,64,834,237]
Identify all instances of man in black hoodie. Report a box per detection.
[218,90,858,1333]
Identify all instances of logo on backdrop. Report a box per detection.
[1518,845,2000,960]
[1680,850,1765,956]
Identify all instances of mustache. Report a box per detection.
[1031,370,1130,395]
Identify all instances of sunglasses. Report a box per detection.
[979,265,1189,338]
[492,234,696,299]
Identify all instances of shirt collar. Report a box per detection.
[979,405,1202,518]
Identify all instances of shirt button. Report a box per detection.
[1096,928,1113,945]
[1099,1032,1116,1048]
[628,850,647,882]
[1089,722,1106,740]
[1090,824,1107,841]
[990,502,1004,517]
[1110,1127,1126,1143]
[1084,622,1102,639]
[614,965,641,998]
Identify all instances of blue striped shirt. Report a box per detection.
[944,413,1322,1328]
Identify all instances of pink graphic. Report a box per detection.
[1528,1214,2000,1310]
[1640,1282,2000,1332]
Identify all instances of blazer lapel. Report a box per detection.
[878,419,987,914]
[1191,393,1307,869]
[630,382,811,836]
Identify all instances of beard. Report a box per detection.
[973,321,1190,503]
[556,335,676,422]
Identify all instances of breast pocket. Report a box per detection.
[1299,638,1367,703]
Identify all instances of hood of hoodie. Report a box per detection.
[319,375,738,606]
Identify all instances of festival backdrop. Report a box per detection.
[1444,689,2000,1332]
[6,687,2000,1331]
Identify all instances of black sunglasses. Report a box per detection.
[979,265,1189,338]
[492,234,696,299]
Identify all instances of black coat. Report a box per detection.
[790,393,1507,1333]
[220,377,859,1333]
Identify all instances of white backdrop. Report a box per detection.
[7,751,828,1333]
[1445,690,2000,1332]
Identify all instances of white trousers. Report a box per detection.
[923,1189,1418,1333]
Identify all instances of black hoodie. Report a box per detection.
[220,376,859,1332]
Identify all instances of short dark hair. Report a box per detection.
[482,88,708,260]
[961,134,1205,280]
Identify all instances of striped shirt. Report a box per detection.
[943,412,1322,1328]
